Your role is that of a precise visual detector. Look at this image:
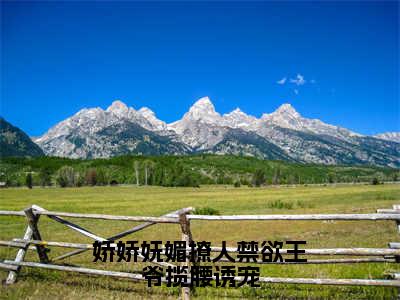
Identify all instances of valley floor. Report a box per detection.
[0,184,400,299]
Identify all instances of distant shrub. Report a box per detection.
[296,200,315,209]
[371,177,380,185]
[234,181,241,188]
[241,178,250,186]
[194,207,220,215]
[240,286,258,298]
[75,171,84,187]
[172,172,200,187]
[56,166,75,187]
[267,200,293,210]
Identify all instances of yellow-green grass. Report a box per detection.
[0,184,399,299]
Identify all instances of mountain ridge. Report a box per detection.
[31,97,399,167]
[0,117,45,158]
[374,132,400,143]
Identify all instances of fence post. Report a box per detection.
[24,207,49,263]
[392,205,400,300]
[5,225,33,284]
[393,205,400,234]
[179,212,193,300]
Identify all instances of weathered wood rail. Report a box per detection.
[1,204,400,299]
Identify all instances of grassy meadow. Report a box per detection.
[0,184,399,299]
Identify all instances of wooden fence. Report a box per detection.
[1,204,400,299]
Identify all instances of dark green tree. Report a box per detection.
[25,173,33,189]
[252,169,265,187]
[327,173,335,184]
[272,167,281,185]
[371,177,379,185]
[39,167,52,187]
[393,173,399,182]
[96,168,108,185]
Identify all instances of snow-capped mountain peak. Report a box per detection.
[76,107,103,117]
[166,97,225,149]
[271,103,301,118]
[107,100,129,112]
[227,108,244,115]
[258,103,360,140]
[34,97,399,167]
[106,100,131,117]
[189,96,217,112]
[183,96,221,123]
[260,103,303,130]
[192,96,214,108]
[374,132,400,143]
[138,106,154,116]
[138,107,167,131]
[222,108,257,129]
[105,100,165,130]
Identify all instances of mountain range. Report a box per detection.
[0,118,44,158]
[28,97,399,168]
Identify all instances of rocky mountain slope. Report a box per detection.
[34,101,185,159]
[374,132,400,143]
[33,97,399,167]
[0,117,44,158]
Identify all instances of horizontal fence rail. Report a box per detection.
[1,239,396,266]
[3,210,400,221]
[377,209,400,214]
[2,239,399,257]
[187,214,400,221]
[0,211,25,216]
[2,260,400,288]
[0,210,180,223]
[1,204,400,299]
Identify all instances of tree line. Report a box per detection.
[1,155,398,188]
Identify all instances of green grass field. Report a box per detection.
[0,184,399,299]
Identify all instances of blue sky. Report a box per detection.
[1,1,399,136]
